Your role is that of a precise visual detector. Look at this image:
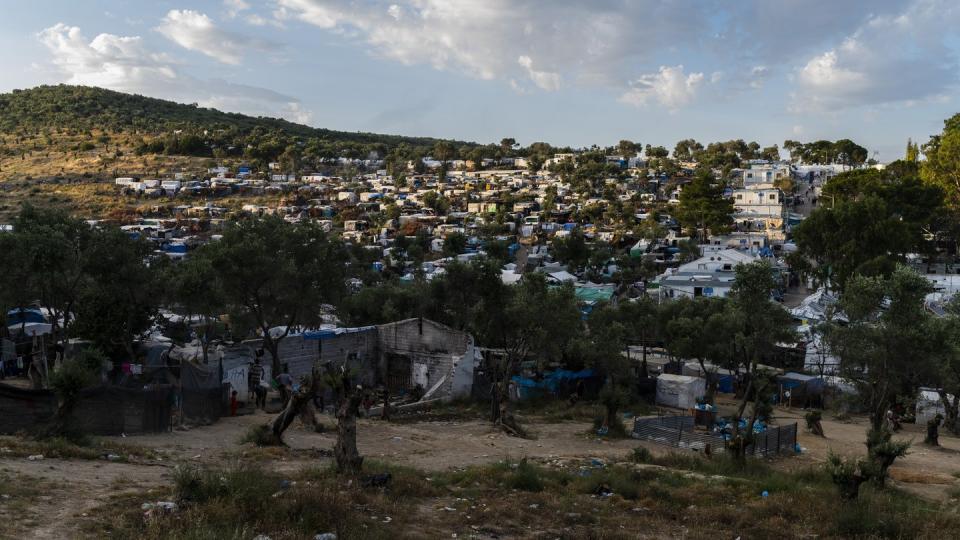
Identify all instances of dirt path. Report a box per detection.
[0,458,170,539]
[773,407,960,500]
[6,405,960,537]
[116,411,642,470]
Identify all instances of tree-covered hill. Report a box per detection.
[0,85,473,157]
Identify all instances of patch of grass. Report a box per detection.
[0,434,154,462]
[433,459,571,495]
[83,447,960,540]
[114,462,393,540]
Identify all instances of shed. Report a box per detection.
[655,374,705,409]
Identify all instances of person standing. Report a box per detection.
[248,358,266,410]
[276,366,293,406]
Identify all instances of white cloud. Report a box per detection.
[619,65,705,110]
[792,0,960,111]
[517,56,560,92]
[276,0,711,107]
[38,24,177,91]
[224,0,251,18]
[37,23,311,124]
[156,9,279,65]
[748,66,769,89]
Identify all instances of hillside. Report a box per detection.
[0,85,468,149]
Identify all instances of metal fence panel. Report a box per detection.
[633,415,797,457]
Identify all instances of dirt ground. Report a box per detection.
[2,404,960,538]
[771,406,960,500]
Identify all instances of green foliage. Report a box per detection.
[0,85,472,164]
[198,216,347,373]
[830,266,937,433]
[795,165,943,289]
[922,113,960,208]
[675,169,734,236]
[550,229,591,269]
[72,228,162,359]
[630,446,653,463]
[783,139,868,165]
[441,232,467,256]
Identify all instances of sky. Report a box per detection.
[2,0,960,161]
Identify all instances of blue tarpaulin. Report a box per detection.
[7,308,45,325]
[511,369,596,399]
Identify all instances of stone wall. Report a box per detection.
[376,318,472,397]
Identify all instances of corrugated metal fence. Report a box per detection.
[632,415,797,456]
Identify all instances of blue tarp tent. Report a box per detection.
[510,369,596,400]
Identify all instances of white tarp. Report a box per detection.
[656,374,705,409]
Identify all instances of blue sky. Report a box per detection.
[2,0,960,160]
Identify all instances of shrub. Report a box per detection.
[631,446,653,463]
[241,424,281,447]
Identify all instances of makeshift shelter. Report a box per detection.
[682,362,736,393]
[777,372,823,407]
[655,374,705,409]
[509,369,598,400]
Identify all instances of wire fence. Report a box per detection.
[632,415,797,456]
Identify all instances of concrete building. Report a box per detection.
[269,318,479,401]
[654,249,758,299]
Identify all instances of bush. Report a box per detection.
[165,463,373,539]
[241,424,281,447]
[826,452,868,500]
[631,446,653,463]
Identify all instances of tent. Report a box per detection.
[656,374,705,409]
[510,369,597,400]
[681,362,736,393]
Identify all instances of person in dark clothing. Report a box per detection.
[249,358,266,410]
[276,366,293,405]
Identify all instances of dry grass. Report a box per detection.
[0,434,158,462]
[0,472,54,538]
[82,449,960,539]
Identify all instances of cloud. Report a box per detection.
[619,65,705,109]
[517,56,560,92]
[156,9,279,65]
[792,0,960,111]
[224,0,251,18]
[276,0,712,106]
[37,23,311,124]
